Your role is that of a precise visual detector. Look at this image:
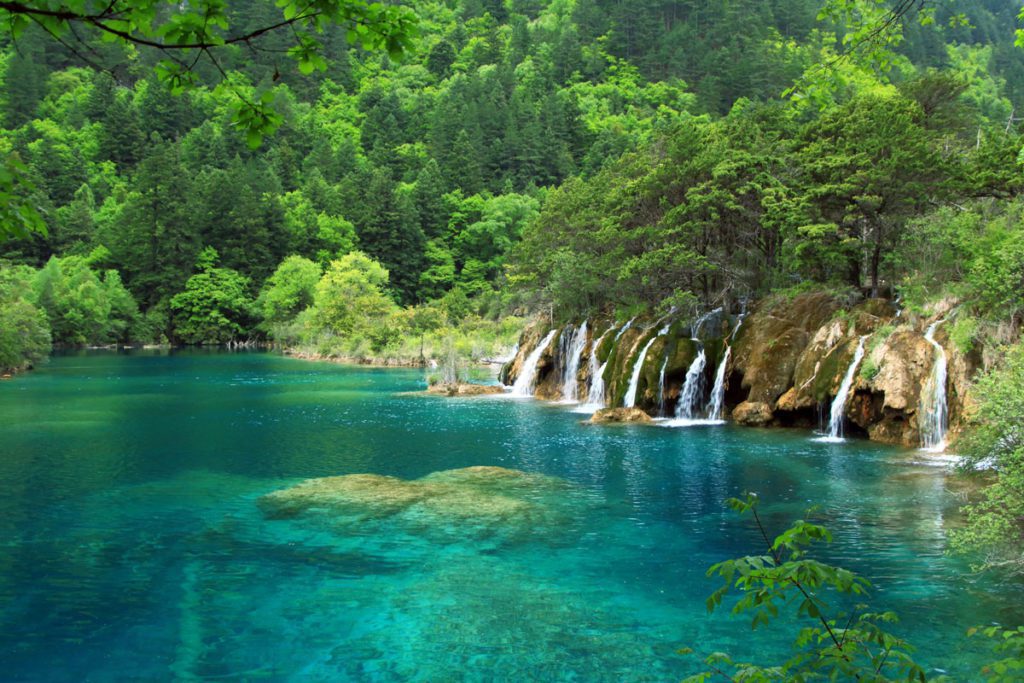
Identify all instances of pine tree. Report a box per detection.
[356,169,427,304]
[413,159,450,240]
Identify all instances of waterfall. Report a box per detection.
[920,321,949,452]
[560,322,589,402]
[705,347,731,421]
[509,329,558,397]
[623,337,658,408]
[614,317,637,342]
[821,335,868,441]
[732,311,748,337]
[579,326,616,411]
[657,353,670,415]
[675,343,707,419]
[702,311,746,421]
[691,307,722,339]
[623,323,671,408]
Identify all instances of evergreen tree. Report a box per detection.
[356,169,427,304]
[413,159,450,240]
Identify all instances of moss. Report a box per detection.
[767,282,859,305]
[595,322,620,363]
[603,327,643,406]
[949,316,979,354]
[639,336,671,404]
[860,358,880,382]
[857,298,896,320]
[665,337,698,377]
[812,340,851,403]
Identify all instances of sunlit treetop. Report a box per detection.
[0,0,418,238]
[788,0,974,108]
[0,0,418,142]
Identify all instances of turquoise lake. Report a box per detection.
[0,350,1019,681]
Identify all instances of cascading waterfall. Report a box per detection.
[919,321,949,452]
[657,354,670,415]
[691,307,722,339]
[702,311,746,421]
[820,335,869,441]
[509,329,558,397]
[560,322,589,402]
[623,323,671,408]
[732,310,748,336]
[675,343,707,419]
[580,326,616,411]
[613,317,637,342]
[705,346,731,421]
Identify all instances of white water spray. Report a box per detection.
[675,343,707,419]
[613,317,636,342]
[820,335,868,441]
[510,329,558,397]
[657,354,670,415]
[580,326,616,411]
[691,307,722,339]
[920,321,949,452]
[732,310,748,336]
[623,323,671,409]
[559,322,589,402]
[705,347,731,421]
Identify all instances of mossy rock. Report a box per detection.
[589,407,654,424]
[503,321,552,387]
[732,292,842,405]
[856,297,897,321]
[603,326,648,406]
[594,320,624,364]
[427,383,506,397]
[258,466,575,545]
[810,337,859,404]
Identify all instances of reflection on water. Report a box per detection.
[0,350,1017,680]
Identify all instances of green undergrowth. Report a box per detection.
[292,314,524,367]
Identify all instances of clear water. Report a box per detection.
[0,350,1017,681]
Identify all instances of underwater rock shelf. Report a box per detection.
[259,466,578,546]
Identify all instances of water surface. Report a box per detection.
[0,350,1016,681]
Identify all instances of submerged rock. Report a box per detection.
[258,466,574,546]
[426,382,506,396]
[588,407,653,424]
[259,473,432,520]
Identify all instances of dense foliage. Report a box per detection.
[952,345,1024,575]
[1,0,1023,674]
[3,1,1023,307]
[511,75,1022,319]
[1,0,1022,369]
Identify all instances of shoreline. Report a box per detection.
[281,348,509,371]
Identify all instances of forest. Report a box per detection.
[1,0,1022,369]
[2,0,1024,679]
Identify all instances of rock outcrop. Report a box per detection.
[502,323,553,388]
[588,407,654,424]
[426,382,506,396]
[500,292,980,447]
[731,292,843,409]
[731,401,774,426]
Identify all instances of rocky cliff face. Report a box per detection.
[500,292,978,448]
